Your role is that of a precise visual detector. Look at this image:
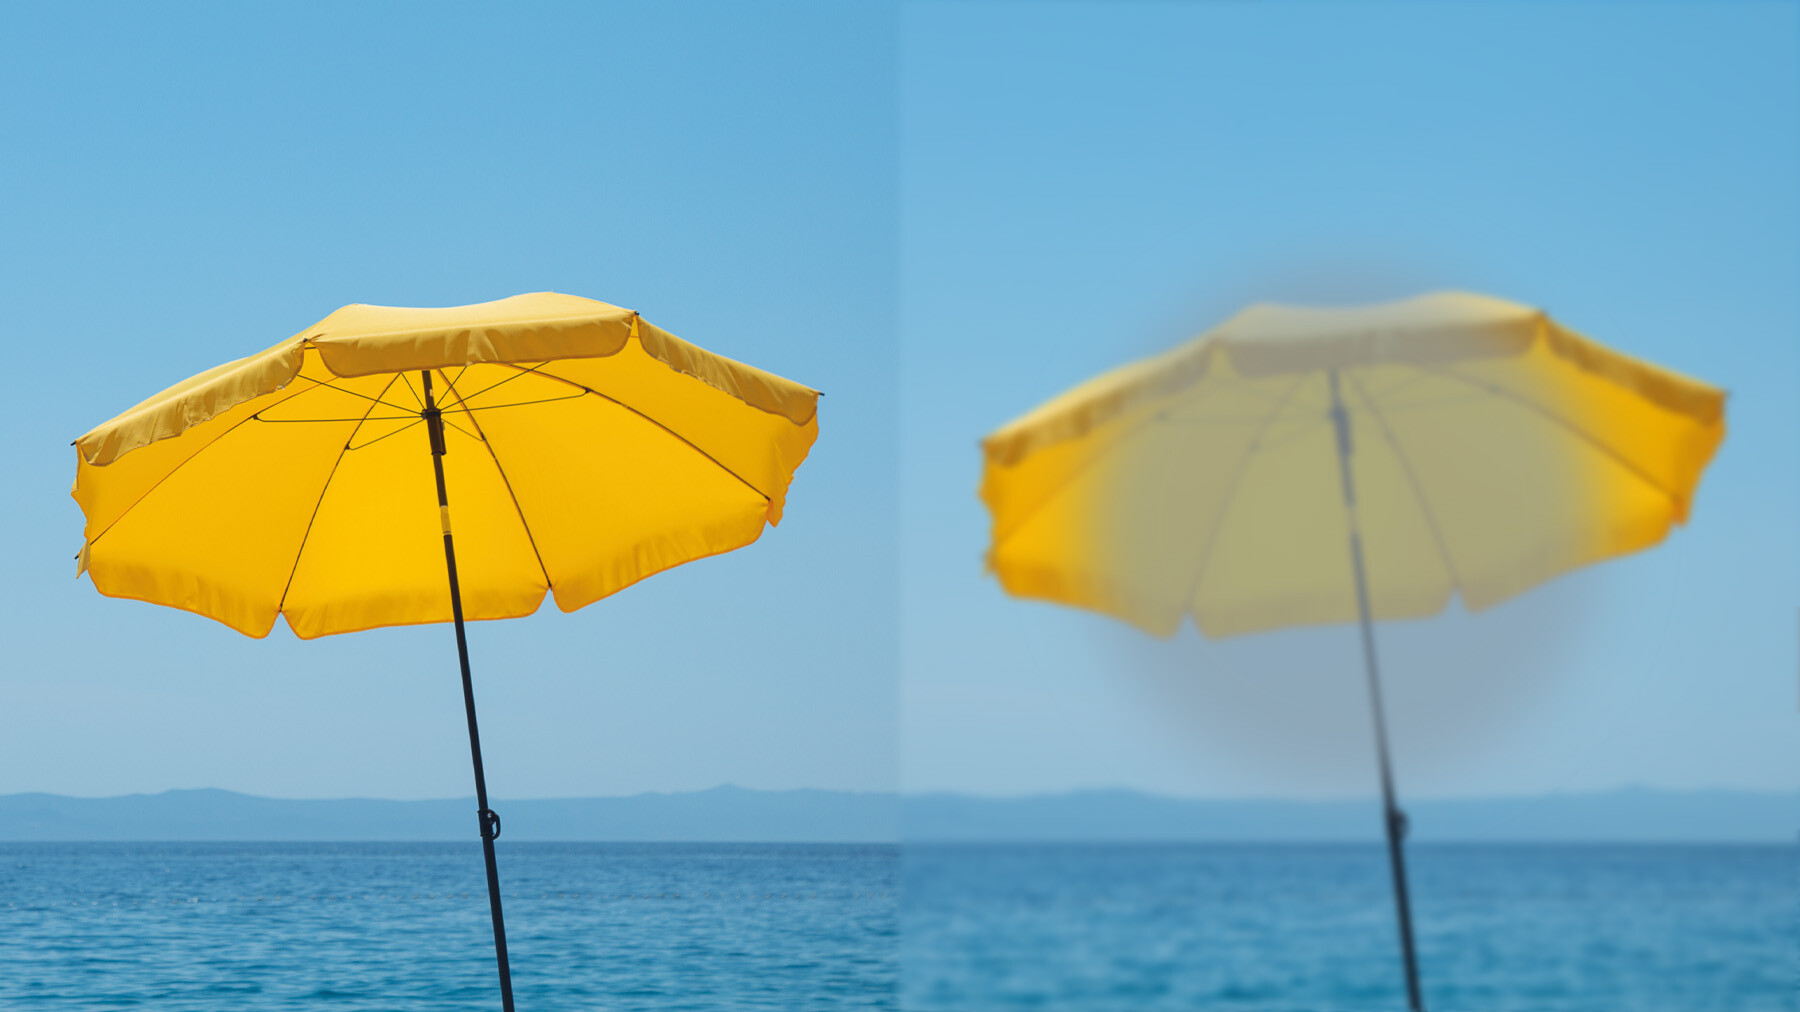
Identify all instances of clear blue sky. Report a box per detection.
[0,3,898,799]
[899,3,1800,799]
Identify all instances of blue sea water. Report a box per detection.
[904,843,1799,1012]
[3,842,1794,1010]
[1,843,897,1010]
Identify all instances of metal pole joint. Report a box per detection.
[423,406,448,456]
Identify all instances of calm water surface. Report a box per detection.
[4,842,1794,1010]
[905,843,1799,1012]
[2,842,896,1010]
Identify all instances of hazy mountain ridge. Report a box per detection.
[1,785,1793,842]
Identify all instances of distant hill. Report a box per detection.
[0,786,895,843]
[0,785,1793,843]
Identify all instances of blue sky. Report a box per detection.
[899,2,1800,799]
[1,3,1793,804]
[0,2,897,799]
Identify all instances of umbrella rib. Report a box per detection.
[255,415,419,423]
[434,369,555,594]
[275,374,404,616]
[1345,371,1465,594]
[398,372,426,410]
[439,414,480,443]
[454,392,590,412]
[1175,374,1313,618]
[82,376,335,548]
[346,417,426,452]
[1418,364,1682,505]
[294,374,419,414]
[491,362,772,504]
[449,361,552,405]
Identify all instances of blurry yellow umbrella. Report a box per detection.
[72,292,820,1011]
[979,291,1723,1011]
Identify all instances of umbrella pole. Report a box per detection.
[1329,371,1424,1012]
[422,371,517,1012]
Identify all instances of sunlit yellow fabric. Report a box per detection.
[979,292,1725,638]
[73,292,820,639]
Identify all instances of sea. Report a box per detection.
[2,842,1793,1010]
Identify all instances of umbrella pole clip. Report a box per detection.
[423,406,448,456]
[480,807,503,842]
[1388,805,1409,841]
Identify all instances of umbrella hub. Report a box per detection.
[421,404,448,456]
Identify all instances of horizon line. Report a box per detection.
[6,783,1796,804]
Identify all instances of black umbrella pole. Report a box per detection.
[423,373,517,1012]
[1330,372,1424,1012]
[1351,542,1424,1012]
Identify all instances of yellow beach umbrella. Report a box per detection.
[978,291,1723,1011]
[72,292,820,1010]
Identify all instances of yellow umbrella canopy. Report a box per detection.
[73,291,819,639]
[981,291,1724,639]
[978,290,1724,1011]
[70,291,819,1011]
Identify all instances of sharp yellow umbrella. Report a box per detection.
[72,292,820,1010]
[978,291,1723,1011]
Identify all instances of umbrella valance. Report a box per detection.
[983,293,1719,471]
[77,291,818,466]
